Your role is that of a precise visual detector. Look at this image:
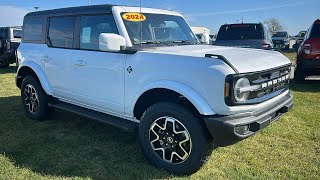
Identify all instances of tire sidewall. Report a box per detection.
[21,76,48,120]
[139,102,207,174]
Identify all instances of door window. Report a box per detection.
[80,14,118,50]
[23,17,45,42]
[48,16,76,48]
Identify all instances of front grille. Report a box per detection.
[246,65,291,102]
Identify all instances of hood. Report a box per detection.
[143,45,291,74]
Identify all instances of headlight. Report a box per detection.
[234,78,250,102]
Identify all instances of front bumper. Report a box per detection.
[204,91,293,145]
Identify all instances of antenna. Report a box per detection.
[241,17,244,24]
[140,0,142,48]
[88,0,91,5]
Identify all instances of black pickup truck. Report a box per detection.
[0,26,22,68]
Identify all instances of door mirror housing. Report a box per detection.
[99,33,126,52]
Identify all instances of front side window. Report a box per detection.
[48,16,76,48]
[80,14,118,50]
[23,17,44,42]
[122,13,198,45]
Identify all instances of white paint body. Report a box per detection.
[17,6,292,121]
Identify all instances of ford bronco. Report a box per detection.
[16,5,293,174]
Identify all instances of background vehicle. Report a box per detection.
[16,5,293,175]
[191,26,211,44]
[295,19,320,82]
[0,26,22,68]
[213,23,274,50]
[272,31,290,50]
[294,31,307,50]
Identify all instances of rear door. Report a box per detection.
[44,16,77,100]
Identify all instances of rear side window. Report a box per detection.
[217,24,263,40]
[0,28,8,39]
[13,30,22,38]
[48,16,76,48]
[23,17,44,42]
[310,24,320,38]
[80,14,118,50]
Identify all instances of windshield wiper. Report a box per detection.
[133,41,173,46]
[172,40,199,45]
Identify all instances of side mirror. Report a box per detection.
[99,33,126,52]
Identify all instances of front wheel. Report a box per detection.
[139,102,209,175]
[21,76,49,120]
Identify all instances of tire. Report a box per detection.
[294,68,306,83]
[21,76,49,120]
[139,102,209,175]
[0,58,9,68]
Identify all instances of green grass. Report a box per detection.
[282,52,296,64]
[0,56,319,179]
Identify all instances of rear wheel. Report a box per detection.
[139,102,209,175]
[21,76,49,120]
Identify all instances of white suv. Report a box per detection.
[16,5,293,174]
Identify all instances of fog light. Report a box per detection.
[235,125,250,135]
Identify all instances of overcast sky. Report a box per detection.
[0,0,319,34]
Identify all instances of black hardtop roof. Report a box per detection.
[25,4,115,18]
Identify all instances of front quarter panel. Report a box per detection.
[125,51,235,117]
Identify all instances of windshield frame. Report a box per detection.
[120,12,199,47]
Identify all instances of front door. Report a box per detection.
[71,14,126,115]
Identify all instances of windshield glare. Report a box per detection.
[122,13,198,45]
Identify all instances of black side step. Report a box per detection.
[48,100,138,132]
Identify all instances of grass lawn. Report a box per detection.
[0,52,319,179]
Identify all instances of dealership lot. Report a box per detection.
[0,52,319,179]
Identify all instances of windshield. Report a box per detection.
[216,24,263,40]
[122,13,198,45]
[273,32,287,38]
